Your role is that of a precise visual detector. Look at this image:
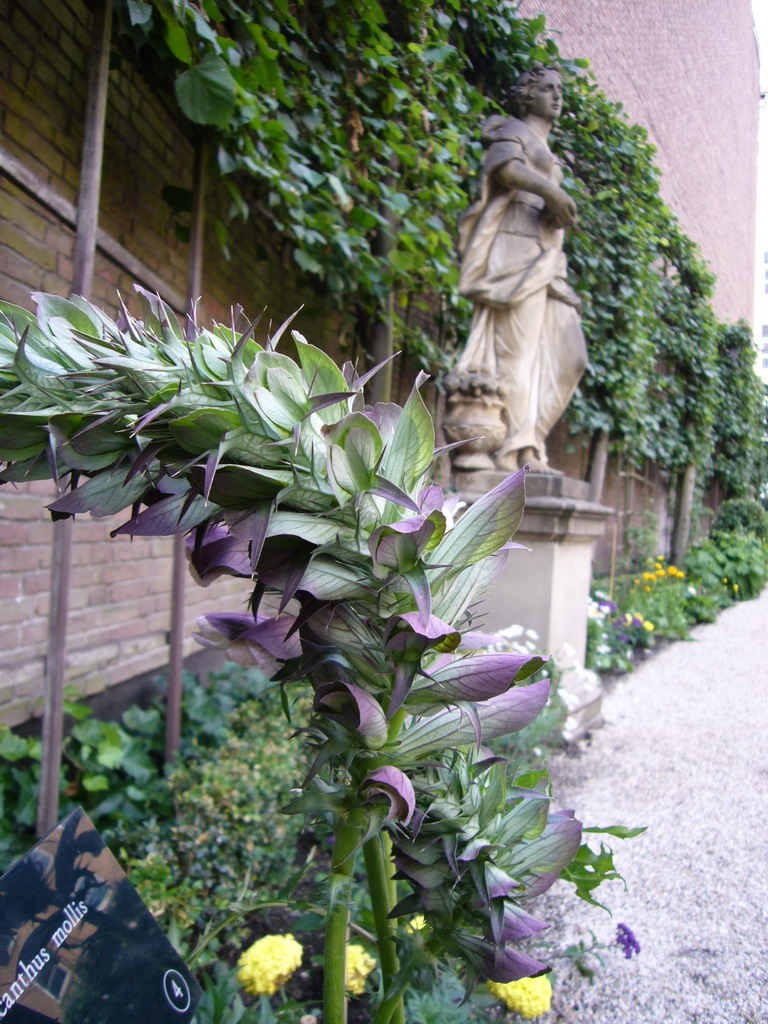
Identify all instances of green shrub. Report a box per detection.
[681,588,719,624]
[712,497,768,542]
[0,666,272,864]
[122,692,307,937]
[685,533,768,603]
[0,697,169,864]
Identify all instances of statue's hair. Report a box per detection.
[508,62,561,118]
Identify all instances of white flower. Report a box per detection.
[496,624,525,640]
[442,496,466,531]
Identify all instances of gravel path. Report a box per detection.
[537,586,768,1024]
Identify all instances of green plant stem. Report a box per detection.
[324,817,360,1024]
[188,900,293,967]
[387,707,407,742]
[364,834,405,1024]
[383,832,398,909]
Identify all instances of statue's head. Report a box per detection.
[508,63,563,120]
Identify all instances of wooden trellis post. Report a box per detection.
[37,0,113,836]
[165,138,207,762]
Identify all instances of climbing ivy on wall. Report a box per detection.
[648,230,719,474]
[114,0,563,361]
[711,321,768,499]
[557,74,663,449]
[111,0,765,496]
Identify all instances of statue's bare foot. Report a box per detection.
[496,450,519,471]
[518,447,564,475]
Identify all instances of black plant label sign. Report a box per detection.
[0,808,200,1023]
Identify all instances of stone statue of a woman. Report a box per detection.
[449,64,587,474]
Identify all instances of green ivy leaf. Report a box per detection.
[126,0,153,26]
[82,773,110,793]
[175,54,237,127]
[163,14,193,65]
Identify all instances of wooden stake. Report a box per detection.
[37,0,113,836]
[588,430,609,504]
[166,139,207,763]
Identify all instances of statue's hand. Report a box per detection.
[544,187,578,229]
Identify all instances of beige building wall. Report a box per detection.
[518,0,760,323]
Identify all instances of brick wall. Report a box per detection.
[0,0,344,726]
[518,0,760,324]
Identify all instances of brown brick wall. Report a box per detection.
[518,0,760,323]
[0,476,261,727]
[0,0,344,726]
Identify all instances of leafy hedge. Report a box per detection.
[111,0,765,492]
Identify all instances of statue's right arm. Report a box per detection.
[493,160,578,230]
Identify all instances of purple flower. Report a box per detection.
[186,524,251,584]
[193,611,301,678]
[497,904,550,943]
[616,922,640,959]
[383,613,461,659]
[368,515,439,577]
[361,766,416,824]
[313,681,388,749]
[383,612,462,718]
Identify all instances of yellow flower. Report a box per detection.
[643,620,654,631]
[406,915,427,934]
[633,578,641,585]
[346,944,376,996]
[644,586,651,593]
[654,563,663,571]
[488,975,553,1018]
[623,612,632,625]
[667,565,678,576]
[237,934,303,996]
[734,583,739,593]
[642,572,655,582]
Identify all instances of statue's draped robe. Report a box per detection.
[457,115,587,462]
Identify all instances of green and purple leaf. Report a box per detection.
[430,468,526,570]
[396,678,550,759]
[411,652,547,704]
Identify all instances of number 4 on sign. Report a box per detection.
[163,968,191,1013]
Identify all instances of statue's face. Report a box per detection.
[527,71,563,121]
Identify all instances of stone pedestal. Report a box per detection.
[455,470,614,741]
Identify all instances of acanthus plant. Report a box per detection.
[0,290,628,1023]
